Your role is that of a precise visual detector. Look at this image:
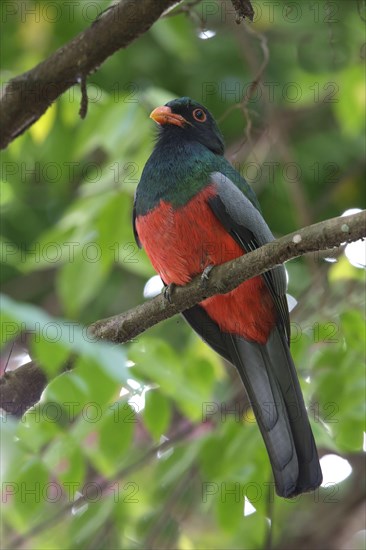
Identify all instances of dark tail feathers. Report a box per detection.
[225,326,322,498]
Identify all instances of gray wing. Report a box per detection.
[209,171,291,344]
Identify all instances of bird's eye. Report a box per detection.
[193,108,207,122]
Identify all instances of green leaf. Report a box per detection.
[143,389,171,441]
[340,309,366,353]
[155,442,202,488]
[333,65,366,136]
[95,192,133,270]
[69,497,115,546]
[313,334,366,452]
[57,248,108,317]
[17,403,62,453]
[42,434,85,495]
[1,418,25,480]
[130,337,217,422]
[70,402,135,476]
[31,337,70,378]
[215,485,243,532]
[2,458,50,532]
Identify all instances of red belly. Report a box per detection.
[136,185,276,343]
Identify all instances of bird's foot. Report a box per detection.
[201,264,214,288]
[163,283,176,304]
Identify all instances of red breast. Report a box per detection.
[136,185,276,343]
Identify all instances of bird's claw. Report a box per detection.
[201,264,214,288]
[163,283,175,304]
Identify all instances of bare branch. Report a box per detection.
[0,0,179,149]
[0,361,47,417]
[90,211,365,343]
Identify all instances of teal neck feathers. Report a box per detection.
[136,132,261,215]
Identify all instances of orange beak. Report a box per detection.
[149,106,187,127]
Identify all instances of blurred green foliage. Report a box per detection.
[1,1,365,549]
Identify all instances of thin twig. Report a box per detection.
[78,74,88,119]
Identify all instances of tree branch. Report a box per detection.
[0,0,255,150]
[0,0,179,149]
[1,211,365,415]
[90,211,365,343]
[0,361,47,417]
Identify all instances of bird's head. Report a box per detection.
[150,97,224,155]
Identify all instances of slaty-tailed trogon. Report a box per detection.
[133,97,322,498]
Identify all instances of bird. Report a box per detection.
[133,97,322,498]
